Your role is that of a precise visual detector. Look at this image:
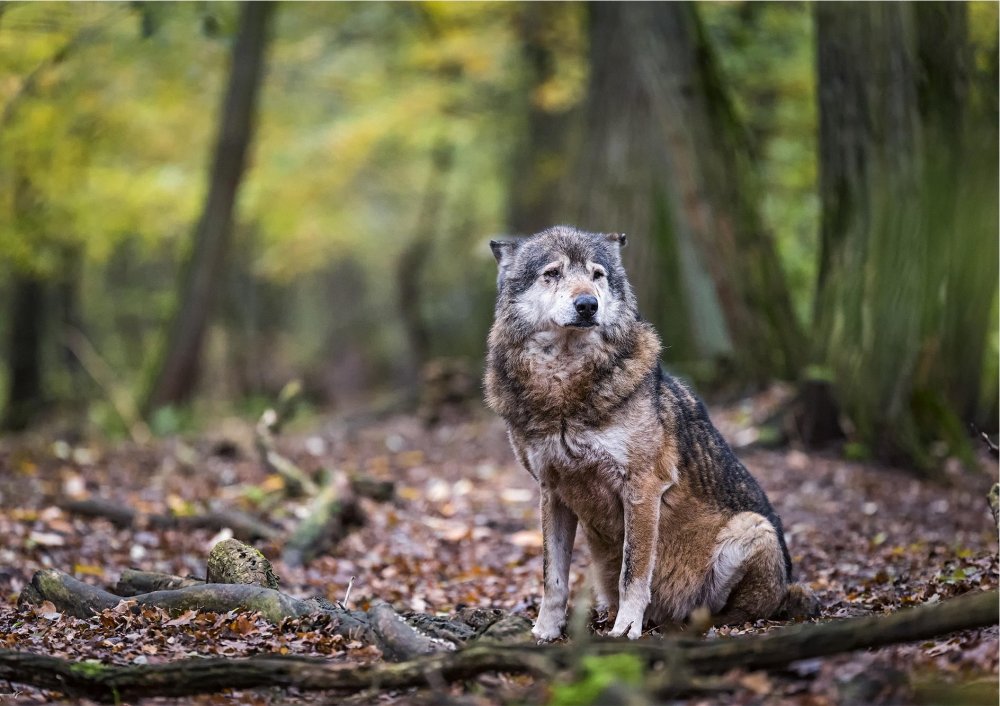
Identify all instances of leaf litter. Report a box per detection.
[0,395,996,705]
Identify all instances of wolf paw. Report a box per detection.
[531,615,565,642]
[608,615,642,640]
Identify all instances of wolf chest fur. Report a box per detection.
[484,225,813,640]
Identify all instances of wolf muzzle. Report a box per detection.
[574,294,599,323]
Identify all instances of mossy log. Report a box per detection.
[116,569,203,596]
[19,569,344,627]
[18,565,510,661]
[3,589,997,702]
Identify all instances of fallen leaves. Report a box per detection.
[0,398,996,705]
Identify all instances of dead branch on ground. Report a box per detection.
[58,497,281,543]
[282,468,364,567]
[5,588,997,702]
[251,381,391,565]
[18,537,514,661]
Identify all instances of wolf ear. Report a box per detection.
[490,239,520,265]
[606,232,627,249]
[490,239,521,289]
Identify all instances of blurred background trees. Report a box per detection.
[0,1,996,474]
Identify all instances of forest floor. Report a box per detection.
[0,391,997,705]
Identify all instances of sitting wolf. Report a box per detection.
[484,225,815,640]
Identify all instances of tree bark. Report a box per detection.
[809,2,997,470]
[396,142,453,387]
[623,2,805,384]
[5,588,996,701]
[505,2,578,236]
[567,3,727,368]
[3,272,45,431]
[145,1,274,411]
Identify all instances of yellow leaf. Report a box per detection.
[73,564,104,578]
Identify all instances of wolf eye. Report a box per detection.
[543,267,561,279]
[593,270,605,280]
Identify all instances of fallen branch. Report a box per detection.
[254,381,319,496]
[251,382,394,564]
[3,589,996,701]
[57,497,281,543]
[115,569,203,596]
[282,469,363,567]
[19,569,340,627]
[19,567,479,662]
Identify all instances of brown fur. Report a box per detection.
[485,226,814,639]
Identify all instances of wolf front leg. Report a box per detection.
[609,474,667,639]
[532,484,577,641]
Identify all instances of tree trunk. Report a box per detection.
[505,3,579,236]
[622,2,805,385]
[810,2,997,470]
[145,1,274,412]
[3,169,47,432]
[566,3,728,369]
[914,2,997,429]
[56,244,87,405]
[396,142,453,387]
[3,273,45,431]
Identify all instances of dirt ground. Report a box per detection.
[0,396,997,705]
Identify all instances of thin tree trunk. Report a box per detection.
[56,245,86,404]
[623,2,805,384]
[3,273,45,431]
[506,3,578,236]
[145,1,274,411]
[3,169,47,432]
[396,142,453,386]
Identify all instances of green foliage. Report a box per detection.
[548,653,645,706]
[700,2,819,327]
[0,1,995,447]
[69,659,107,677]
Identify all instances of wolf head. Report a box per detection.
[489,226,639,339]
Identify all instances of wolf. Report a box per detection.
[484,225,815,640]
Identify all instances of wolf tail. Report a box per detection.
[778,583,820,620]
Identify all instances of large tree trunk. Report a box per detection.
[809,2,997,470]
[145,1,274,412]
[622,2,805,385]
[566,3,729,369]
[913,3,997,429]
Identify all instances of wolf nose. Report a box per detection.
[574,294,599,319]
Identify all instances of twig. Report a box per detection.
[979,430,999,459]
[254,382,319,497]
[341,576,355,609]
